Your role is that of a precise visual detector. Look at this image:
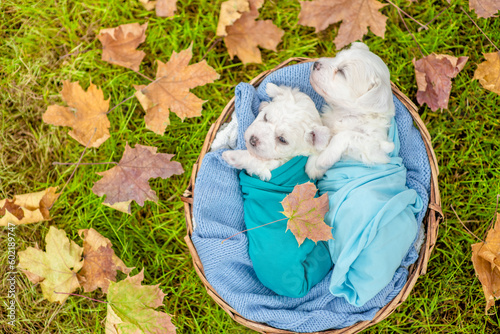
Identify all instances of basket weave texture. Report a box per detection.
[181,57,442,334]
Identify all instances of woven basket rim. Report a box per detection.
[181,57,442,334]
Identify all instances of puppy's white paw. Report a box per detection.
[222,150,244,169]
[316,152,337,170]
[259,169,272,182]
[305,155,327,180]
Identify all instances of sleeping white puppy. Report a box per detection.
[306,42,396,179]
[222,83,330,181]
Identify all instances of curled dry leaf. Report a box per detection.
[281,182,332,246]
[216,0,250,36]
[471,213,500,313]
[473,51,500,96]
[98,22,148,71]
[0,187,60,226]
[18,226,84,304]
[78,228,133,293]
[43,81,111,148]
[105,270,176,334]
[412,54,468,111]
[134,44,220,135]
[469,0,500,18]
[92,143,184,208]
[298,0,387,50]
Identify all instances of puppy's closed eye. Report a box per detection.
[277,136,288,145]
[263,114,268,122]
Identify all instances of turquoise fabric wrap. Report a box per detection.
[239,156,333,298]
[318,119,423,307]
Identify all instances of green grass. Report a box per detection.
[1,0,500,333]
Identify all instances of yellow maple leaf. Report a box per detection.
[474,51,500,96]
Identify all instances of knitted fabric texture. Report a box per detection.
[191,62,431,332]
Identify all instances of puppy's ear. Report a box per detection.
[350,42,369,51]
[266,82,282,98]
[358,76,393,113]
[258,101,270,112]
[305,125,331,151]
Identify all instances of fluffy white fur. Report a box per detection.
[306,42,396,179]
[222,83,330,181]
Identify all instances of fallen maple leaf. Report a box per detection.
[98,22,148,71]
[298,0,388,50]
[216,0,250,36]
[92,143,184,208]
[412,54,468,111]
[139,0,157,11]
[473,51,500,95]
[469,0,500,18]
[471,213,500,312]
[78,228,133,293]
[156,0,177,17]
[134,44,220,134]
[223,0,284,64]
[18,226,84,304]
[43,81,111,148]
[0,187,60,226]
[105,270,176,334]
[281,182,332,246]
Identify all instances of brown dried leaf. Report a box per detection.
[471,213,500,312]
[469,0,500,18]
[98,22,148,71]
[92,143,184,207]
[139,0,157,11]
[135,44,220,134]
[281,182,332,246]
[412,54,468,111]
[43,81,111,148]
[78,228,133,293]
[298,0,388,50]
[473,51,500,95]
[156,0,177,17]
[216,0,250,36]
[0,187,60,226]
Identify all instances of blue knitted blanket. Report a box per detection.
[191,62,431,332]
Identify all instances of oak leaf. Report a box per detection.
[412,54,468,111]
[0,187,60,226]
[92,143,184,208]
[471,213,500,312]
[98,22,148,71]
[216,0,250,36]
[298,0,388,50]
[18,226,84,304]
[134,44,220,134]
[224,0,284,64]
[473,51,500,95]
[78,228,133,293]
[43,81,111,148]
[105,270,176,334]
[469,0,500,18]
[281,182,332,246]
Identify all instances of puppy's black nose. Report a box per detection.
[249,135,258,147]
[313,61,322,70]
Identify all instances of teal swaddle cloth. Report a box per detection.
[318,119,423,307]
[239,156,333,298]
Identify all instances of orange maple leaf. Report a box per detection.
[298,0,388,50]
[92,143,184,207]
[473,52,500,96]
[134,44,220,135]
[43,81,110,148]
[412,54,468,111]
[98,22,148,72]
[281,182,332,246]
[216,0,250,36]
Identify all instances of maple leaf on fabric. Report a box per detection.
[0,187,60,226]
[281,182,332,247]
[471,213,500,313]
[298,0,388,50]
[412,54,468,111]
[216,0,250,36]
[474,52,500,95]
[78,228,133,293]
[105,270,176,334]
[18,226,84,304]
[469,0,500,18]
[98,22,148,71]
[223,0,284,64]
[43,81,111,148]
[134,44,219,135]
[92,143,184,208]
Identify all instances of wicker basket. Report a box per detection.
[181,57,443,334]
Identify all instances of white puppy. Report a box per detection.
[222,83,330,181]
[306,42,396,179]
